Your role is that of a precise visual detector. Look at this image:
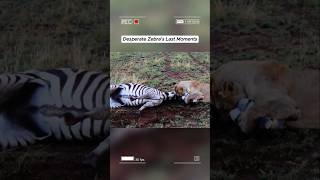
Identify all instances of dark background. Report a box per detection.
[0,0,319,180]
[211,0,319,179]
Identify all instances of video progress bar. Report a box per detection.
[119,162,147,165]
[173,162,201,165]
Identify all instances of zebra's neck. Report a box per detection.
[162,91,177,101]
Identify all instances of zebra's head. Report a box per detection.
[164,91,177,100]
[168,91,176,97]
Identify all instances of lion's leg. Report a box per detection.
[238,104,269,133]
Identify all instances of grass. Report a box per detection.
[212,0,319,69]
[111,52,210,84]
[0,0,108,73]
[212,0,258,23]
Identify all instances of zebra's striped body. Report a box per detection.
[110,83,177,111]
[0,68,110,166]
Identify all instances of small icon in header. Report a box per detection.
[194,155,200,162]
[134,19,140,25]
[121,19,133,25]
[176,19,185,24]
[121,19,140,25]
[175,18,200,25]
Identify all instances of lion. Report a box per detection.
[213,60,319,133]
[174,80,210,103]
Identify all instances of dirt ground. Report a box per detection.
[111,102,210,128]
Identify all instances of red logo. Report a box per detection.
[133,19,139,25]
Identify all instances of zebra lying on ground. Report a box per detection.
[0,68,110,167]
[110,83,178,112]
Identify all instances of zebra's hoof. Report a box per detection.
[82,153,99,169]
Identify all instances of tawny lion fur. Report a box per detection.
[174,81,210,103]
[213,60,319,133]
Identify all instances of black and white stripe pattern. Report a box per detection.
[110,83,177,111]
[0,68,110,164]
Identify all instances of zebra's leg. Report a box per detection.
[83,136,109,168]
[83,129,137,168]
[138,100,161,111]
